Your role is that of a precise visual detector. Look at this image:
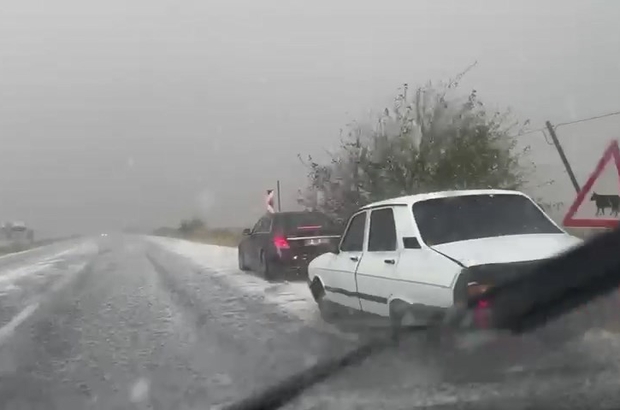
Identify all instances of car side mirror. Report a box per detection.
[403,237,421,249]
[242,228,252,236]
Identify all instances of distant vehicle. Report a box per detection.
[237,211,342,280]
[10,221,26,231]
[307,189,582,338]
[101,233,108,237]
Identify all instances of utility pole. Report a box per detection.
[276,180,282,212]
[545,121,581,194]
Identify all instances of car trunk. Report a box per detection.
[454,260,543,297]
[286,226,341,260]
[279,213,342,263]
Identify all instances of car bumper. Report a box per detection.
[283,265,309,278]
[269,249,324,278]
[269,256,310,278]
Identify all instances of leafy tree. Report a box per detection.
[299,67,541,221]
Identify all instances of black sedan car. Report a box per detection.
[238,211,342,280]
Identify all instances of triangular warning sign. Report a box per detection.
[563,140,620,228]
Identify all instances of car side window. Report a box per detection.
[251,218,263,233]
[368,208,397,252]
[261,216,273,232]
[254,216,272,233]
[340,212,366,252]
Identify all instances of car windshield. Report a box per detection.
[4,1,620,409]
[412,194,563,245]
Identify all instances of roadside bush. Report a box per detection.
[297,66,550,221]
[153,219,242,247]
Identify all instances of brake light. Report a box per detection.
[477,299,490,309]
[273,236,290,249]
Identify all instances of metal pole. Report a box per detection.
[276,180,282,212]
[545,121,580,193]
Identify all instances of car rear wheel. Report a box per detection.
[316,291,340,323]
[389,302,443,347]
[309,279,335,322]
[259,251,274,281]
[318,297,339,323]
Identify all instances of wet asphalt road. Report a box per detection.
[0,236,354,410]
[1,235,620,410]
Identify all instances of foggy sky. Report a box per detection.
[1,0,619,237]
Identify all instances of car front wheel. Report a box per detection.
[309,278,336,323]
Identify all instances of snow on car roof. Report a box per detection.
[360,189,528,210]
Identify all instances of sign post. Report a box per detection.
[563,140,620,229]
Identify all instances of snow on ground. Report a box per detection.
[147,236,356,339]
[0,239,100,346]
[0,240,98,294]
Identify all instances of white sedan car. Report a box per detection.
[307,189,582,336]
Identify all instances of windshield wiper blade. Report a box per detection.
[225,228,620,410]
[221,331,419,410]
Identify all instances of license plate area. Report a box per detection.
[304,238,330,246]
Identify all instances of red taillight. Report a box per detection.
[462,282,492,329]
[474,299,491,328]
[273,236,290,249]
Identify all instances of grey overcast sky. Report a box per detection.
[0,0,619,237]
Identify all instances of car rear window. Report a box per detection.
[412,193,562,245]
[280,212,336,233]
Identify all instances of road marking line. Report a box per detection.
[0,247,39,261]
[0,301,40,346]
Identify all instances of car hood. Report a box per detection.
[431,233,583,267]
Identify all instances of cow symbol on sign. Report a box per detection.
[591,192,620,217]
[563,140,620,229]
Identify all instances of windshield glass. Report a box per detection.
[4,1,620,409]
[412,194,563,245]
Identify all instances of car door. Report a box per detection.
[322,211,367,310]
[393,205,460,312]
[355,207,400,317]
[242,217,263,270]
[257,214,274,262]
[248,215,272,269]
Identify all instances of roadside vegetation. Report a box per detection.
[0,243,35,257]
[297,65,561,222]
[295,66,605,240]
[153,217,242,247]
[161,67,600,245]
[0,237,64,257]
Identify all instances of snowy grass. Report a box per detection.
[152,227,242,248]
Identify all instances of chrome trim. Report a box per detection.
[286,235,341,241]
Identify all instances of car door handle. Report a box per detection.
[384,259,395,265]
[349,256,359,262]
